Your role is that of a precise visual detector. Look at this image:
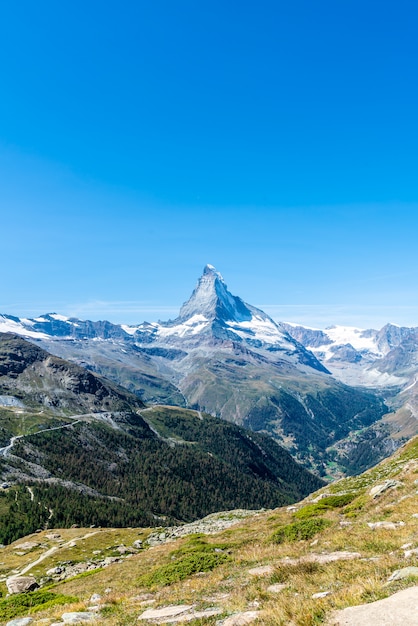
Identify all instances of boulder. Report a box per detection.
[6,576,38,594]
[387,566,418,582]
[138,605,194,620]
[61,612,96,623]
[14,541,39,552]
[222,611,260,625]
[6,619,34,626]
[367,521,405,530]
[329,586,418,625]
[369,480,402,498]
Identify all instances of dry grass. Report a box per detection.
[1,438,417,625]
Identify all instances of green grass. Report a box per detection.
[294,493,357,519]
[137,536,231,587]
[0,590,78,620]
[271,518,332,544]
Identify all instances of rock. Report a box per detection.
[312,591,331,598]
[68,541,77,547]
[14,541,39,552]
[61,612,96,623]
[369,480,402,498]
[6,576,38,594]
[162,608,223,622]
[133,539,143,549]
[367,521,405,530]
[116,544,134,554]
[45,533,61,540]
[6,619,34,626]
[90,593,102,603]
[267,583,286,593]
[138,605,194,620]
[222,611,261,625]
[329,586,418,625]
[387,566,418,582]
[304,551,360,565]
[248,565,274,576]
[404,548,418,558]
[46,567,63,576]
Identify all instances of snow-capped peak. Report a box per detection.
[178,264,252,323]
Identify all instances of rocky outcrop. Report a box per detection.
[6,575,38,594]
[329,586,418,625]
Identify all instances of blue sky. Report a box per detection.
[1,1,418,329]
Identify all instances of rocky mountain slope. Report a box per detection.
[0,332,323,543]
[283,322,418,452]
[0,434,416,625]
[0,266,390,477]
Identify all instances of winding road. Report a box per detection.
[0,419,82,458]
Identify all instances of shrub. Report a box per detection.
[294,493,357,519]
[0,590,78,620]
[138,537,231,587]
[138,550,230,587]
[271,518,332,544]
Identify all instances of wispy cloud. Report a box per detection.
[260,304,418,330]
[65,301,181,323]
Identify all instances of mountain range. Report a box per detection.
[0,332,324,543]
[2,265,412,478]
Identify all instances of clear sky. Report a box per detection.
[1,1,418,329]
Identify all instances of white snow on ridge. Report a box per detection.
[226,315,293,346]
[0,316,49,339]
[305,325,382,359]
[121,324,141,336]
[157,314,209,338]
[50,313,70,322]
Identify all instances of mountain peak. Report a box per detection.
[178,265,252,323]
[203,264,224,280]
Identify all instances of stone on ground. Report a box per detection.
[248,565,274,576]
[6,576,38,594]
[138,605,194,620]
[6,619,34,626]
[61,612,97,623]
[387,566,418,582]
[267,583,286,593]
[222,611,261,625]
[329,586,418,625]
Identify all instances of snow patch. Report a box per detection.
[157,314,209,338]
[226,315,292,346]
[0,316,49,339]
[49,313,70,322]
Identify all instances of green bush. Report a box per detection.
[271,518,332,544]
[0,590,78,620]
[138,538,231,587]
[294,493,357,519]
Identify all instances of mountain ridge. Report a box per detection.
[0,266,407,477]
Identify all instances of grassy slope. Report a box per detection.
[0,436,416,625]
